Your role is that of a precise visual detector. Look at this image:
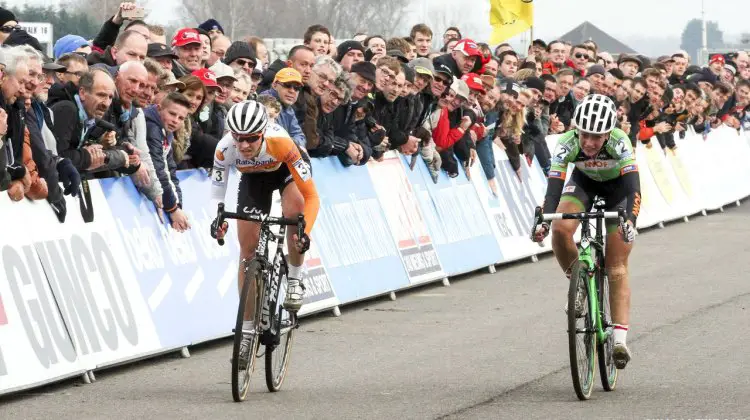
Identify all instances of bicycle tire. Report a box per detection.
[597,271,618,391]
[568,259,596,401]
[265,308,295,392]
[231,259,264,402]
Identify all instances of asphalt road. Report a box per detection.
[3,203,750,420]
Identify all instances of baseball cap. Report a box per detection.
[452,39,482,58]
[159,71,186,90]
[710,54,725,66]
[461,73,485,94]
[725,62,737,76]
[209,61,237,81]
[274,67,303,85]
[451,78,470,100]
[148,43,178,59]
[172,28,202,48]
[53,35,90,60]
[350,61,377,84]
[409,57,434,79]
[387,49,408,64]
[192,68,221,90]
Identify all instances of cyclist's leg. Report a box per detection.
[551,171,592,275]
[236,173,273,324]
[604,194,633,332]
[279,169,306,310]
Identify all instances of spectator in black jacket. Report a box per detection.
[336,41,365,72]
[313,75,352,159]
[49,68,131,174]
[258,45,315,94]
[336,61,377,166]
[145,92,192,232]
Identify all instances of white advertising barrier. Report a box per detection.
[700,126,745,208]
[638,138,695,222]
[0,183,162,395]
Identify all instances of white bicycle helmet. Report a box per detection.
[226,100,268,135]
[572,94,617,134]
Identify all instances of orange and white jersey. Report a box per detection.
[210,122,319,234]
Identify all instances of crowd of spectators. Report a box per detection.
[2,2,749,229]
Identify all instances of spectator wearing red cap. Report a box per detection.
[172,28,203,78]
[433,38,485,81]
[192,68,226,140]
[708,54,726,77]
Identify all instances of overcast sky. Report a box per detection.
[9,0,750,43]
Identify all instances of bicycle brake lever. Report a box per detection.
[529,206,543,241]
[215,203,225,246]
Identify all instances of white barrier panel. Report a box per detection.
[639,138,695,221]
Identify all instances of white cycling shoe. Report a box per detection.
[237,331,254,370]
[282,278,305,312]
[612,342,632,369]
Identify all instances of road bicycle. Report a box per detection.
[530,198,626,400]
[212,203,305,402]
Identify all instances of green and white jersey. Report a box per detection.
[548,128,638,182]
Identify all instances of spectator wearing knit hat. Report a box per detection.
[198,19,224,39]
[586,64,607,94]
[171,28,203,78]
[224,41,257,76]
[522,76,552,173]
[337,41,365,71]
[708,54,725,77]
[0,7,18,44]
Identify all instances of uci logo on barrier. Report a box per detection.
[0,232,139,373]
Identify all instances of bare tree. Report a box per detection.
[172,0,413,39]
[65,0,119,27]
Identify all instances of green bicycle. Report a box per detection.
[531,198,626,400]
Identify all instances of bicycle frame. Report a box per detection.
[578,217,610,345]
[530,204,626,345]
[257,223,290,341]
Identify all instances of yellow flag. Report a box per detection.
[489,0,534,45]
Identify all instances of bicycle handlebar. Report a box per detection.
[212,203,306,247]
[529,206,627,242]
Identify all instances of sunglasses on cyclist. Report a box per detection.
[232,132,263,143]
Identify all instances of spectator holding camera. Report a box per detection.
[50,68,134,174]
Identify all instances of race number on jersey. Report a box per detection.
[291,158,312,181]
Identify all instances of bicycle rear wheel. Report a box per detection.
[597,271,618,391]
[265,306,296,392]
[231,259,264,402]
[568,260,596,401]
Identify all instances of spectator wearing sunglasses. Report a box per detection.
[568,44,589,76]
[0,8,18,45]
[261,68,307,150]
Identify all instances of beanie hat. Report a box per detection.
[223,41,256,66]
[0,7,17,27]
[198,19,224,34]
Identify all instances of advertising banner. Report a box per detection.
[311,157,409,303]
[400,155,501,276]
[368,153,446,285]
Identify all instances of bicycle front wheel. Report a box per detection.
[568,260,596,401]
[231,259,264,402]
[597,272,618,391]
[265,307,296,392]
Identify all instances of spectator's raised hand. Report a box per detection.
[113,2,139,24]
[654,121,672,134]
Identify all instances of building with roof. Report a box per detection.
[558,21,638,55]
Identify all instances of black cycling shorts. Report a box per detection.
[560,169,628,232]
[237,166,293,217]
